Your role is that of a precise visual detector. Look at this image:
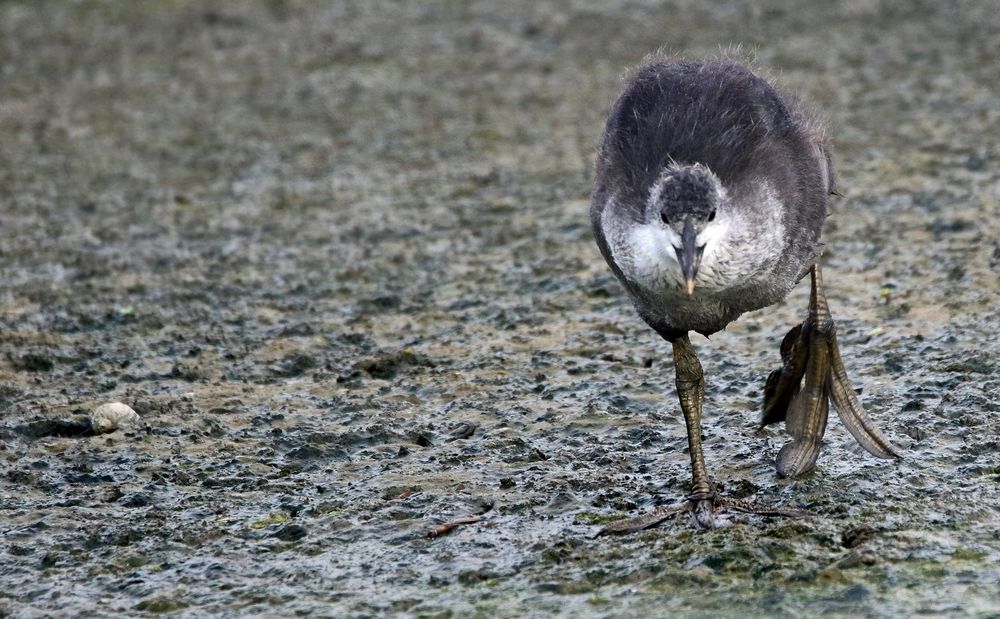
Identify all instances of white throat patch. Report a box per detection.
[601,181,786,296]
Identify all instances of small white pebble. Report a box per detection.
[90,402,141,434]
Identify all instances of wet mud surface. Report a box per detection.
[1,1,998,616]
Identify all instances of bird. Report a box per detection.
[589,56,901,532]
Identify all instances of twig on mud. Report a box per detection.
[426,515,482,539]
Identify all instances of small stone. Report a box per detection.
[90,402,141,434]
[272,524,308,542]
[842,524,876,548]
[120,493,151,508]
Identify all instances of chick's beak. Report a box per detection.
[674,218,704,295]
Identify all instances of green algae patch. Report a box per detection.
[950,548,987,562]
[249,513,289,529]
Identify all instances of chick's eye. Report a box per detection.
[660,212,670,225]
[707,209,716,222]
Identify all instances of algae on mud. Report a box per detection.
[1,0,999,617]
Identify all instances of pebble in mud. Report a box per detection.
[89,402,141,434]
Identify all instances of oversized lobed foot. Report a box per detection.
[762,265,901,477]
[596,489,805,536]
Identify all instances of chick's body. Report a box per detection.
[591,58,833,340]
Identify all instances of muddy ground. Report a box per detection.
[1,1,998,617]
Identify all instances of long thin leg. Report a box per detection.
[673,335,712,500]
